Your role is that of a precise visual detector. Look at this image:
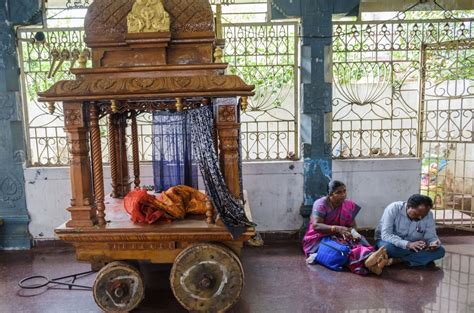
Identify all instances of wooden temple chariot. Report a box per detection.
[37,0,255,311]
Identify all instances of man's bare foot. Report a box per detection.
[386,258,402,266]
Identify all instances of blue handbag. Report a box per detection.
[315,236,350,271]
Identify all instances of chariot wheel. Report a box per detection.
[170,243,244,312]
[93,261,145,312]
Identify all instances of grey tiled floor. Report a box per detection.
[1,236,473,313]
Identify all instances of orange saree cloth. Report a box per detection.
[124,185,208,224]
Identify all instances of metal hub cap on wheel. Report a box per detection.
[170,243,244,312]
[93,262,145,312]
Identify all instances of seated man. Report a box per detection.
[375,194,445,267]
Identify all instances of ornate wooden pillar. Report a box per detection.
[131,110,140,188]
[107,114,119,198]
[63,102,96,227]
[90,104,106,226]
[116,113,130,197]
[215,99,241,199]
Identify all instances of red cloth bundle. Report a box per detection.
[124,188,166,224]
[123,186,209,224]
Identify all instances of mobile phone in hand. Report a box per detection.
[425,242,440,251]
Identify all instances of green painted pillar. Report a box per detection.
[0,0,41,249]
[270,0,359,238]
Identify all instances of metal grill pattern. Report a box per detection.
[224,22,299,160]
[45,1,90,28]
[332,18,474,159]
[19,21,298,165]
[18,28,89,166]
[421,40,473,230]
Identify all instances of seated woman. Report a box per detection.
[303,180,389,275]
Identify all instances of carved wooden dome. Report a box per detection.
[84,0,214,45]
[38,0,254,102]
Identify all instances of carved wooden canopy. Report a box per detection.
[38,74,254,102]
[85,0,214,43]
[38,0,254,103]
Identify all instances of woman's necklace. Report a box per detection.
[329,199,341,210]
[328,198,336,210]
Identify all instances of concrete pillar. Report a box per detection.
[270,0,359,237]
[0,0,40,248]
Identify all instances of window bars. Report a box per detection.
[18,2,299,166]
[332,17,473,159]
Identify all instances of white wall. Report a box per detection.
[25,158,421,240]
[333,158,422,228]
[25,161,305,239]
[242,162,304,231]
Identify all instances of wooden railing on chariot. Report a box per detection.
[37,0,256,239]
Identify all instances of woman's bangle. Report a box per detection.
[330,225,336,232]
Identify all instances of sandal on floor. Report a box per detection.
[366,263,383,275]
[365,246,387,268]
[367,254,390,276]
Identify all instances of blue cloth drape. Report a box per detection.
[152,105,255,239]
[152,112,198,192]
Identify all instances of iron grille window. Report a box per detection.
[332,16,474,159]
[18,0,299,166]
[223,22,299,160]
[18,28,90,166]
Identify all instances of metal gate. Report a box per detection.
[420,39,474,230]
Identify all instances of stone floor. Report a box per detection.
[0,236,473,313]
